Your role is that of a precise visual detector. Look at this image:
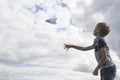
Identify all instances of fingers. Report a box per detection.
[64,47,66,49]
[64,46,68,51]
[64,44,68,48]
[67,48,69,51]
[64,43,70,46]
[64,43,69,47]
[64,43,67,45]
[64,44,68,51]
[64,43,66,45]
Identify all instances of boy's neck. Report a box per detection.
[95,34,100,38]
[95,34,104,38]
[96,35,104,38]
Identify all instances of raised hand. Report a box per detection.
[64,44,73,51]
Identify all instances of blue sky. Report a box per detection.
[0,0,120,80]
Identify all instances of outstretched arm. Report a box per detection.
[64,44,94,51]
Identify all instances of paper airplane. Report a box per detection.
[45,17,57,24]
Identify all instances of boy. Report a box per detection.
[64,22,116,80]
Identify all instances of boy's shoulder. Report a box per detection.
[94,37,106,45]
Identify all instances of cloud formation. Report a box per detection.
[0,0,120,80]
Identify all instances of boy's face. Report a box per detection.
[93,26,100,36]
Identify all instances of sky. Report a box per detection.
[0,0,120,80]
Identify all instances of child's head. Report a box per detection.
[94,22,110,37]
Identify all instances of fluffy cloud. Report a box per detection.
[0,63,100,80]
[0,0,120,80]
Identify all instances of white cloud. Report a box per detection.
[83,0,94,6]
[0,63,100,80]
[0,0,120,80]
[92,12,105,22]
